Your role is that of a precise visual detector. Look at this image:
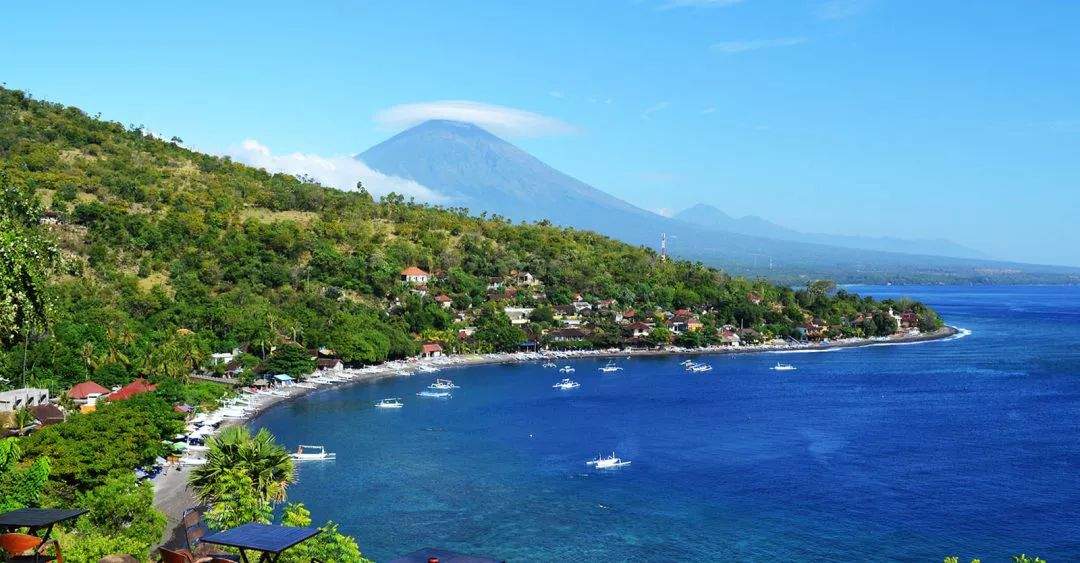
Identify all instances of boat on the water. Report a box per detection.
[559,366,576,373]
[291,445,336,461]
[586,452,632,469]
[553,378,581,390]
[688,364,712,373]
[542,361,557,368]
[428,378,460,390]
[375,397,404,409]
[598,361,623,373]
[771,363,797,371]
[417,390,452,398]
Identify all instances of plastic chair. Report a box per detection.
[0,532,64,562]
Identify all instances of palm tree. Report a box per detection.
[189,426,295,505]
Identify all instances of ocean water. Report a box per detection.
[252,285,1080,561]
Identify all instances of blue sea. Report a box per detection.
[252,286,1080,561]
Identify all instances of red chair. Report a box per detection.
[0,532,64,562]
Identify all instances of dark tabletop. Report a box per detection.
[201,523,320,553]
[0,508,87,528]
[388,547,504,563]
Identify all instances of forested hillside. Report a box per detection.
[0,87,940,393]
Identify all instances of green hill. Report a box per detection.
[0,87,941,392]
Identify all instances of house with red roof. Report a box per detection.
[434,294,453,309]
[109,379,157,401]
[420,342,444,358]
[400,266,431,284]
[67,380,110,404]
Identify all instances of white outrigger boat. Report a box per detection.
[598,361,623,373]
[375,397,404,409]
[586,452,632,469]
[687,363,713,373]
[291,445,336,461]
[417,390,452,398]
[559,366,576,373]
[552,378,581,390]
[428,378,460,390]
[542,361,557,368]
[771,363,797,371]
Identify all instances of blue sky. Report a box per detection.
[3,1,1079,266]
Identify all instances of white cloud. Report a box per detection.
[817,0,869,20]
[228,139,447,203]
[642,101,671,120]
[711,37,807,54]
[655,207,675,217]
[374,100,576,138]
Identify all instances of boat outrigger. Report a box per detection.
[559,366,576,373]
[586,452,632,469]
[291,445,336,461]
[553,378,581,390]
[375,397,404,409]
[771,363,797,371]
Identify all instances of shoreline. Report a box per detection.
[153,325,961,545]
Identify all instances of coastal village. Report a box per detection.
[2,265,939,438]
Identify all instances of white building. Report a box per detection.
[503,306,535,325]
[0,388,50,412]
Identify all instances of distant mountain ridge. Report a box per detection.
[358,119,1079,284]
[674,203,988,260]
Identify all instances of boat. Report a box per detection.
[598,361,623,373]
[688,364,713,373]
[428,378,460,390]
[586,452,632,469]
[542,362,557,368]
[771,363,797,371]
[552,378,581,390]
[375,397,404,409]
[559,366,576,373]
[417,390,452,398]
[291,445,336,461]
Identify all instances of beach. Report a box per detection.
[152,324,960,545]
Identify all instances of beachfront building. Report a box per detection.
[546,327,591,343]
[209,348,241,366]
[627,322,652,338]
[420,342,444,358]
[0,388,50,412]
[401,266,431,285]
[504,306,534,325]
[317,358,344,373]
